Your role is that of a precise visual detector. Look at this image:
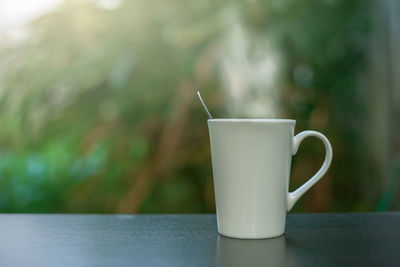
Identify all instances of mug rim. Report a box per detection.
[208,119,296,124]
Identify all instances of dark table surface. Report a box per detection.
[0,213,398,267]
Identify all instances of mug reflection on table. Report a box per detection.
[216,235,291,267]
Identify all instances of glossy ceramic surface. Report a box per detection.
[208,119,332,238]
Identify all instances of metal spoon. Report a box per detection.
[197,91,213,119]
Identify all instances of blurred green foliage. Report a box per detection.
[0,0,387,213]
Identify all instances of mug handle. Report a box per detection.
[286,131,333,211]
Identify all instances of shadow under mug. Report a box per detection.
[208,119,332,239]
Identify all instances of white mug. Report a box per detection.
[208,119,332,239]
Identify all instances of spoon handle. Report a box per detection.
[197,91,213,119]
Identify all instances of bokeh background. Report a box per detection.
[0,0,399,213]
